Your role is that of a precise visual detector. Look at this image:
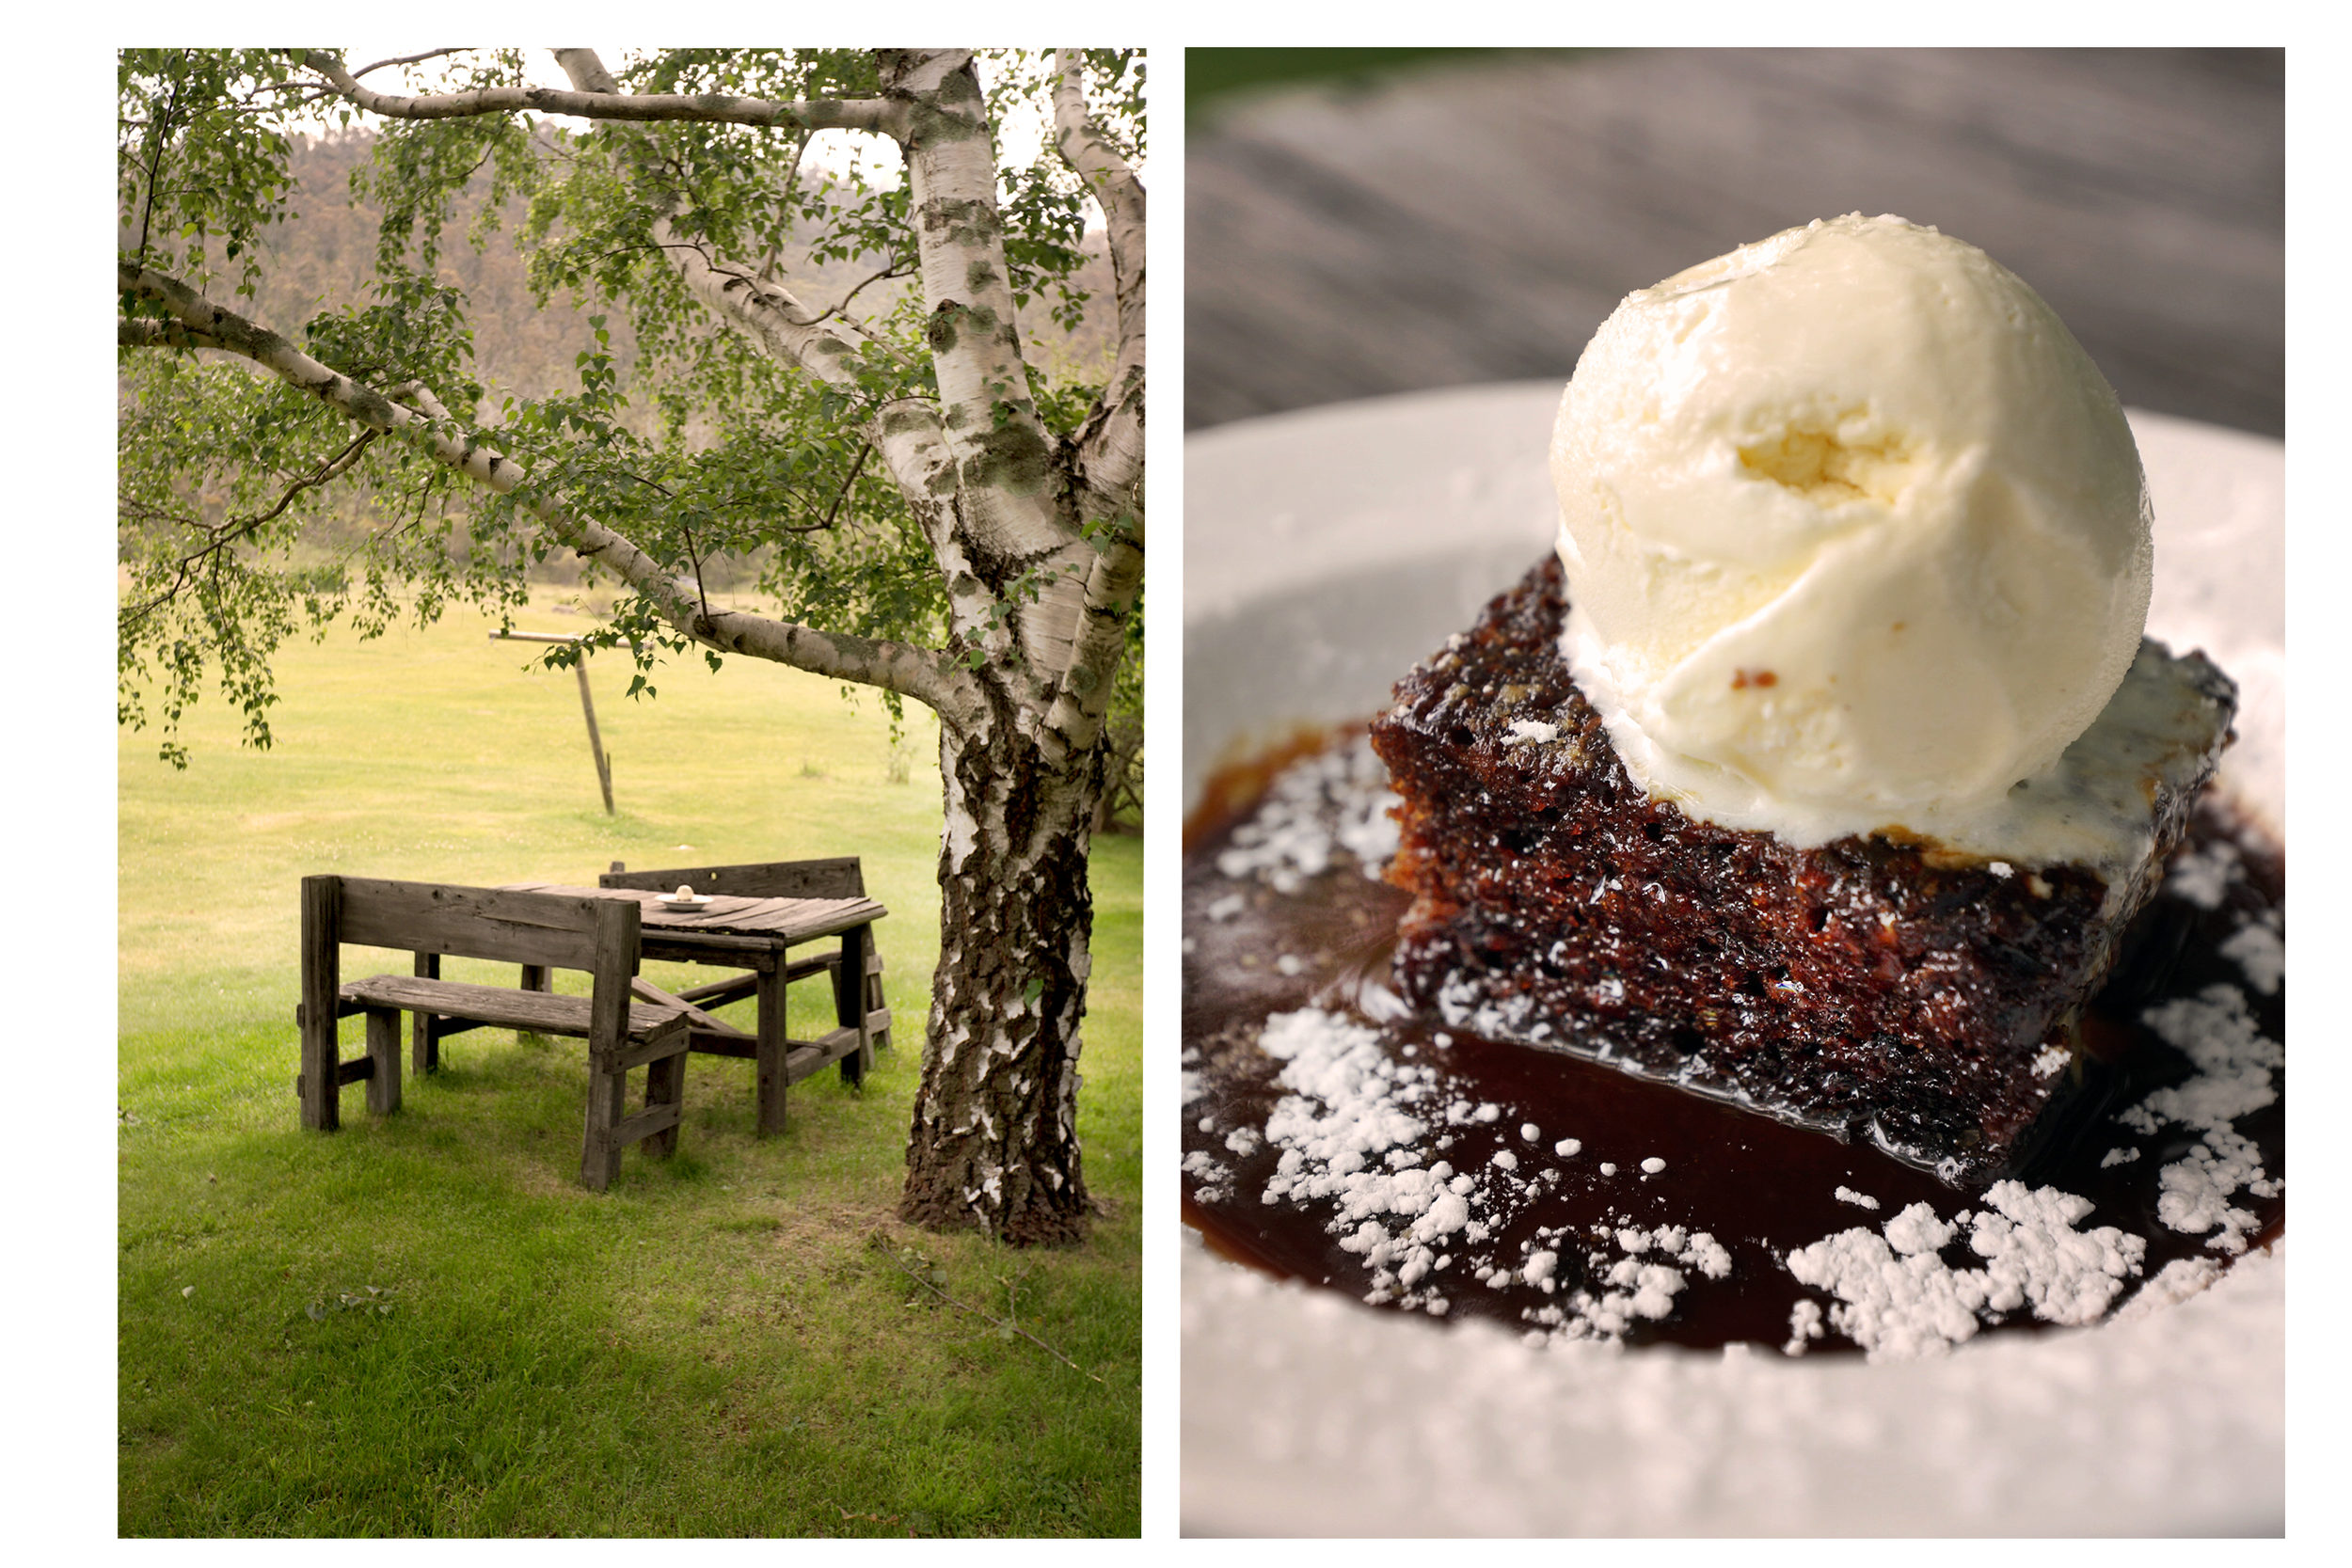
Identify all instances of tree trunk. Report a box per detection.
[898,702,1104,1244]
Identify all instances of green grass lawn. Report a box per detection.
[117,592,1141,1536]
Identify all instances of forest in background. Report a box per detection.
[230,128,1120,592]
[127,124,1140,830]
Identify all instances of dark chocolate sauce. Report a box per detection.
[1181,732,2284,1355]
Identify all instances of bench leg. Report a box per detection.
[644,1051,685,1158]
[520,963,552,996]
[412,952,441,1073]
[365,1006,403,1117]
[299,1009,342,1132]
[864,933,891,1054]
[755,967,787,1136]
[580,1050,627,1191]
[837,927,872,1085]
[299,878,341,1132]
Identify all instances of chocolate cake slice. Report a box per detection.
[1369,555,2235,1184]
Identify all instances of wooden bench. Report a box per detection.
[295,875,691,1190]
[603,856,894,1082]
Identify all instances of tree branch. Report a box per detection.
[119,316,226,353]
[1052,49,1146,510]
[805,262,912,327]
[349,49,470,79]
[118,259,980,724]
[119,428,382,630]
[544,50,1000,652]
[290,49,898,134]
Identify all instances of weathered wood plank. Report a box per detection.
[336,877,606,969]
[643,1051,685,1158]
[612,1019,692,1072]
[580,1055,628,1191]
[787,952,839,984]
[755,967,786,1136]
[294,1054,376,1099]
[601,856,866,900]
[833,927,867,1085]
[300,876,342,1132]
[675,972,762,1008]
[861,930,891,1053]
[637,931,782,964]
[580,896,645,1190]
[686,1032,760,1061]
[587,898,636,1059]
[340,974,682,1038]
[505,881,885,942]
[411,952,441,1074]
[784,1026,863,1085]
[364,1006,403,1116]
[609,1100,682,1149]
[628,975,751,1039]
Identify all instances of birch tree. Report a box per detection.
[117,47,1145,1244]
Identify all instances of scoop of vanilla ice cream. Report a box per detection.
[1551,214,2153,847]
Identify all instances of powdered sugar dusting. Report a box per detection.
[1785,1185,2146,1361]
[2218,911,2282,995]
[1779,897,2285,1356]
[2163,836,2241,909]
[1251,1006,1729,1343]
[2126,983,2283,1253]
[1214,735,1399,892]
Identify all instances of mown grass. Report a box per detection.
[118,592,1141,1536]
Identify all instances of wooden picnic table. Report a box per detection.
[498,881,890,1133]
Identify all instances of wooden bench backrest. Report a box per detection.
[300,876,644,1132]
[601,855,865,901]
[322,876,632,971]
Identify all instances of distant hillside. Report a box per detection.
[247,130,1117,414]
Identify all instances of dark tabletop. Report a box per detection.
[503,882,885,942]
[1185,48,2282,438]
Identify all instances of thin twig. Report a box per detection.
[815,440,872,532]
[803,263,912,327]
[119,428,382,628]
[877,1245,1103,1383]
[350,49,471,81]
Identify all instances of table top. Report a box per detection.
[1186,48,2282,439]
[501,882,886,944]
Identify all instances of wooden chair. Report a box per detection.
[294,876,691,1190]
[603,856,894,1079]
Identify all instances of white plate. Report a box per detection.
[1181,383,2284,1536]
